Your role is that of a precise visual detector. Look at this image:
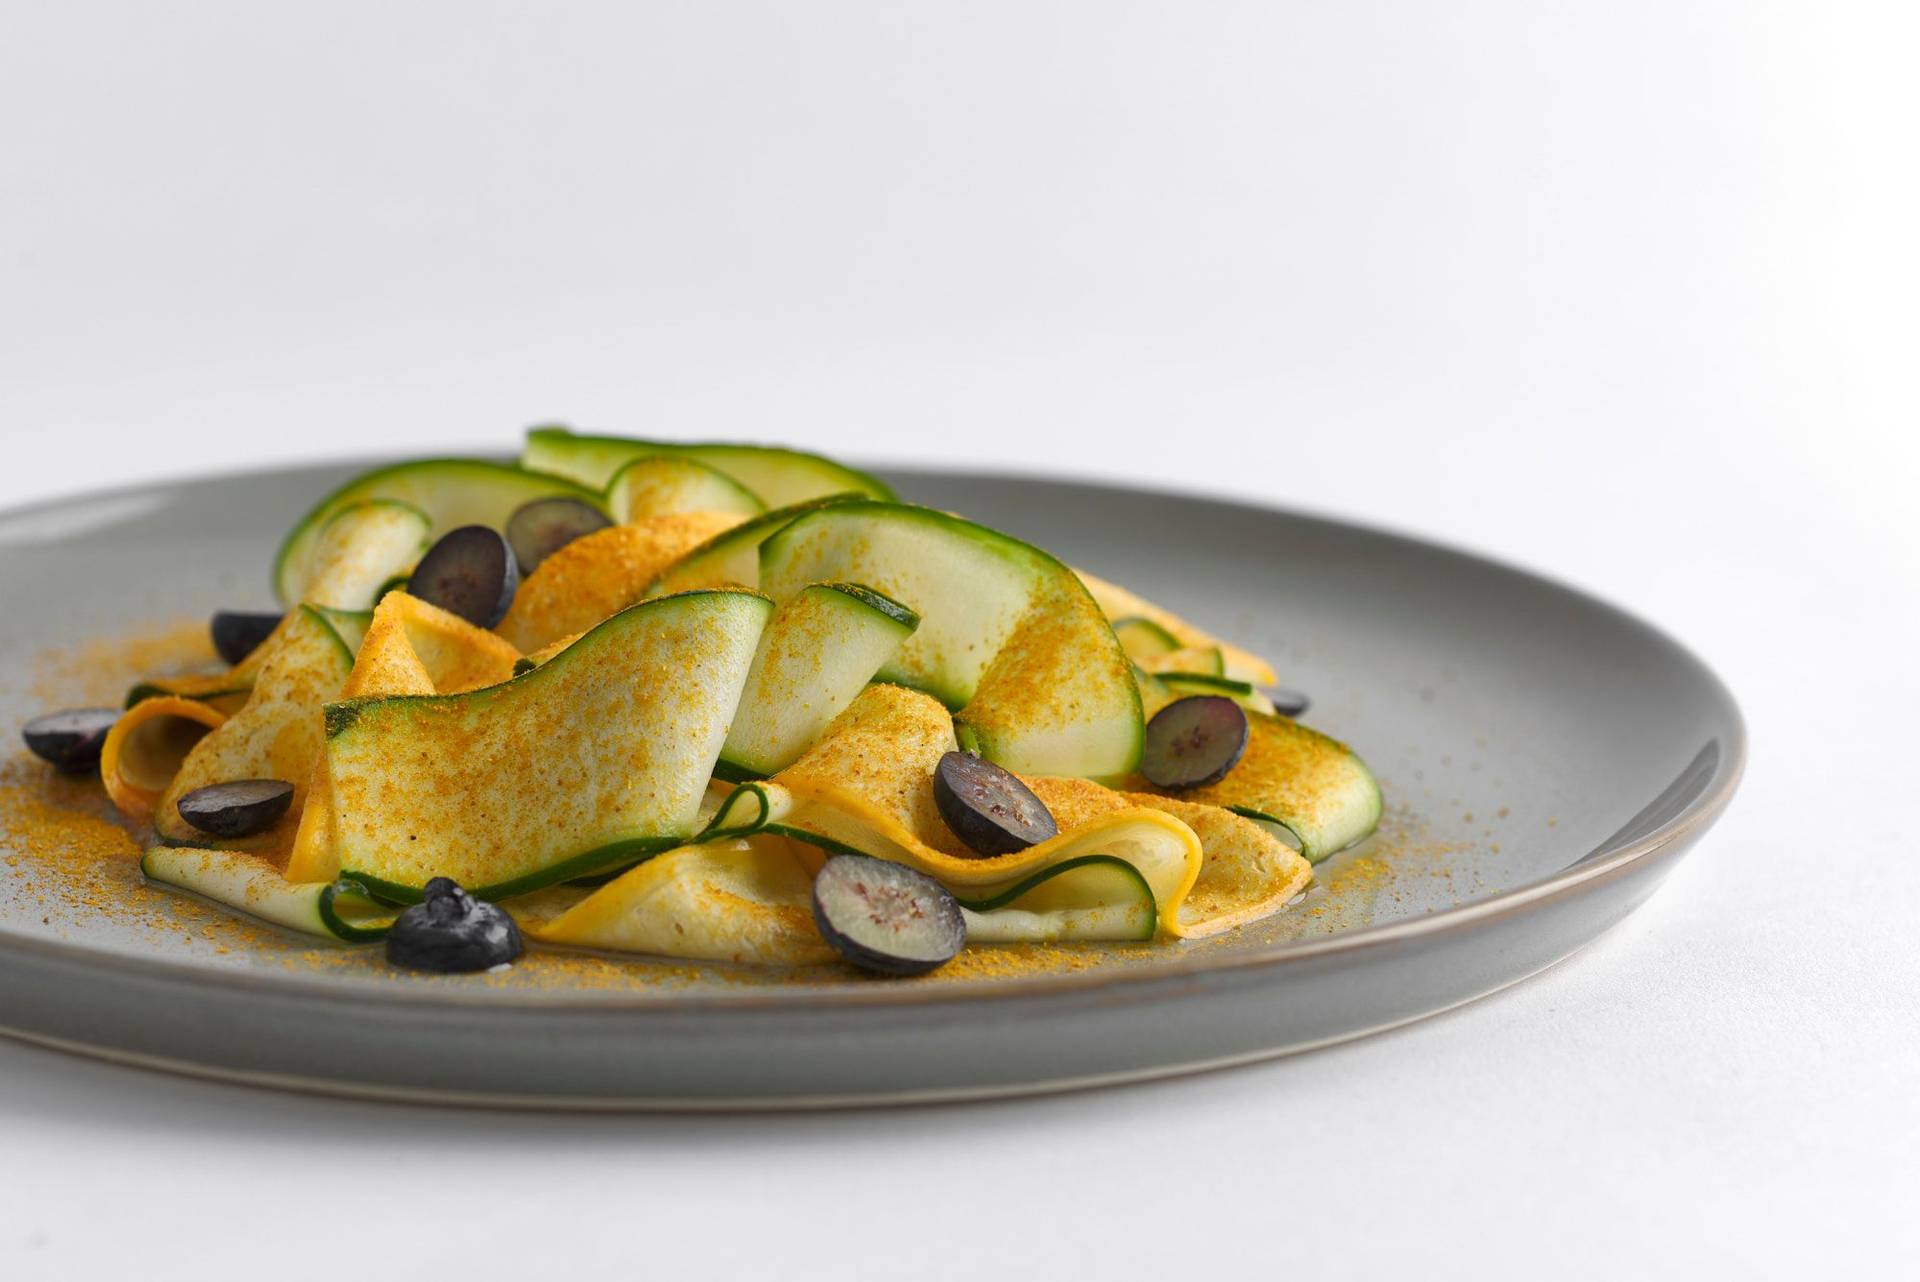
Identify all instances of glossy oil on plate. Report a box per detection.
[0,462,1744,1108]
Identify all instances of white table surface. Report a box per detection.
[2,4,1914,1277]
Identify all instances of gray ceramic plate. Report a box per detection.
[0,462,1743,1108]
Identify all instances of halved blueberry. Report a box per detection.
[210,611,283,666]
[386,877,523,973]
[505,497,612,576]
[933,751,1058,856]
[176,779,295,838]
[21,707,121,773]
[812,855,966,976]
[1265,687,1310,718]
[1141,695,1249,790]
[408,526,520,628]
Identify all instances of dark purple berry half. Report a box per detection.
[1265,687,1310,718]
[386,877,523,972]
[505,497,613,576]
[1141,695,1249,790]
[210,611,283,666]
[21,707,121,773]
[408,525,520,628]
[933,751,1058,856]
[176,779,295,838]
[812,855,966,976]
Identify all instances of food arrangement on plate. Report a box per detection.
[17,428,1381,978]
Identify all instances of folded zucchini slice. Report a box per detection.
[1130,711,1382,863]
[716,582,919,781]
[1079,569,1278,686]
[152,606,355,856]
[323,589,772,901]
[767,685,1200,938]
[523,425,894,506]
[535,838,836,964]
[605,456,765,521]
[274,459,607,604]
[760,503,1143,779]
[495,512,746,654]
[645,495,863,596]
[1137,667,1277,716]
[141,847,395,942]
[956,856,1157,943]
[299,499,432,609]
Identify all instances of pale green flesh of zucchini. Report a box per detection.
[759,502,1142,778]
[300,499,432,609]
[717,583,918,780]
[1139,668,1276,715]
[1112,616,1181,658]
[646,495,863,595]
[605,455,766,521]
[274,459,607,605]
[325,590,771,901]
[141,847,394,941]
[523,427,895,506]
[956,855,1157,942]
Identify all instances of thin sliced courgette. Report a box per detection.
[299,499,432,609]
[274,459,606,604]
[643,495,864,595]
[523,425,894,506]
[605,455,766,521]
[716,582,919,781]
[324,590,771,901]
[152,605,355,854]
[1136,711,1381,863]
[1137,667,1277,715]
[141,846,394,941]
[534,839,836,964]
[759,502,1142,778]
[956,855,1157,943]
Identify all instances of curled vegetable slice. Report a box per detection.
[99,697,229,820]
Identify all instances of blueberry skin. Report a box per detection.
[1141,695,1250,791]
[210,611,284,666]
[1265,687,1311,718]
[407,526,521,629]
[932,751,1058,856]
[505,498,613,575]
[21,707,121,773]
[175,779,296,838]
[386,877,524,973]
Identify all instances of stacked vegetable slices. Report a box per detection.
[94,426,1381,972]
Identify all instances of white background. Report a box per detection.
[3,3,1916,1278]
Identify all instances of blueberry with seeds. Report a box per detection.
[1141,695,1249,790]
[933,751,1058,856]
[812,855,965,976]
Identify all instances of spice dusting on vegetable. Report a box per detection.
[3,431,1404,985]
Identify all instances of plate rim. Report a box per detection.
[0,459,1747,1014]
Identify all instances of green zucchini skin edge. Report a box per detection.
[324,587,766,742]
[139,848,395,942]
[948,853,1156,916]
[640,494,867,595]
[325,589,774,903]
[816,581,921,630]
[759,500,1145,777]
[272,458,607,604]
[524,426,898,503]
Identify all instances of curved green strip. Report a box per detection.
[948,854,1155,914]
